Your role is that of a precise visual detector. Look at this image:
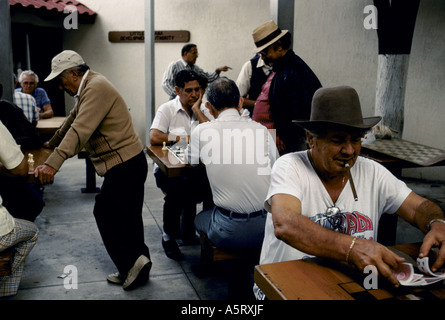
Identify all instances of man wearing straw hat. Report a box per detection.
[251,20,322,155]
[255,86,445,299]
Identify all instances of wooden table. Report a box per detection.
[146,145,198,178]
[254,243,445,300]
[36,116,66,136]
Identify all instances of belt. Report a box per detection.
[216,206,265,219]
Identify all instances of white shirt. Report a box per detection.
[189,108,279,213]
[259,151,412,265]
[0,121,23,236]
[74,69,90,104]
[150,96,213,172]
[150,96,213,137]
[235,58,270,97]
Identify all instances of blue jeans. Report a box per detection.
[194,207,266,249]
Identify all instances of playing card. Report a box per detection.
[417,257,445,277]
[393,257,445,287]
[394,263,414,285]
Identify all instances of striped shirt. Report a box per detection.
[161,58,219,99]
[13,91,39,123]
[16,87,51,113]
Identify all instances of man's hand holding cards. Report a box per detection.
[394,257,445,286]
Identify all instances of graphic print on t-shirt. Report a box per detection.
[311,208,374,237]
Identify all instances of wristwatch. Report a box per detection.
[426,219,445,231]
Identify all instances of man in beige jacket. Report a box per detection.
[35,50,151,291]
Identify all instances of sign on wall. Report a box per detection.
[108,31,190,43]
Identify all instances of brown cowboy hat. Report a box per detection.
[252,20,289,53]
[293,86,381,130]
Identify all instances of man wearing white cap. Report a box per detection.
[35,50,152,291]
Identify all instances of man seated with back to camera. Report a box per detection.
[254,85,445,299]
[188,77,279,250]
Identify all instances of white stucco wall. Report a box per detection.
[403,0,445,181]
[293,0,378,118]
[292,0,445,181]
[63,0,146,144]
[63,0,444,181]
[153,0,271,107]
[64,0,270,147]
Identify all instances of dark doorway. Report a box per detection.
[12,23,66,116]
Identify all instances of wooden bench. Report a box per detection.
[198,232,261,299]
[0,249,13,276]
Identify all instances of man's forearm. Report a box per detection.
[414,199,445,233]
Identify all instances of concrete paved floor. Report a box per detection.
[6,156,229,300]
[4,154,445,300]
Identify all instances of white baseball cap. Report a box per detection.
[44,50,85,82]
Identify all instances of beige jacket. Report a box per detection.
[46,71,143,176]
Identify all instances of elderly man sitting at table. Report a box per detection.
[255,86,445,299]
[150,70,214,260]
[189,77,278,249]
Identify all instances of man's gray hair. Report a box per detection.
[61,63,90,77]
[206,77,240,111]
[18,70,39,84]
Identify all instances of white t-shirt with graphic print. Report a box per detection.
[259,151,412,265]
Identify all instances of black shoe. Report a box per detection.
[181,235,200,245]
[162,238,183,260]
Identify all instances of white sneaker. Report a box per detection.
[107,272,123,285]
[123,255,152,291]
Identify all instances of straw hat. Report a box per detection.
[293,86,381,130]
[45,50,85,82]
[252,20,288,53]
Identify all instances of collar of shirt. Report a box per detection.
[256,57,271,75]
[256,58,266,68]
[74,69,90,103]
[216,108,243,121]
[172,95,196,119]
[180,58,195,70]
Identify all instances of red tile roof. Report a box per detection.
[9,0,96,17]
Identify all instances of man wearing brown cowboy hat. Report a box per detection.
[251,20,322,155]
[254,86,445,299]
